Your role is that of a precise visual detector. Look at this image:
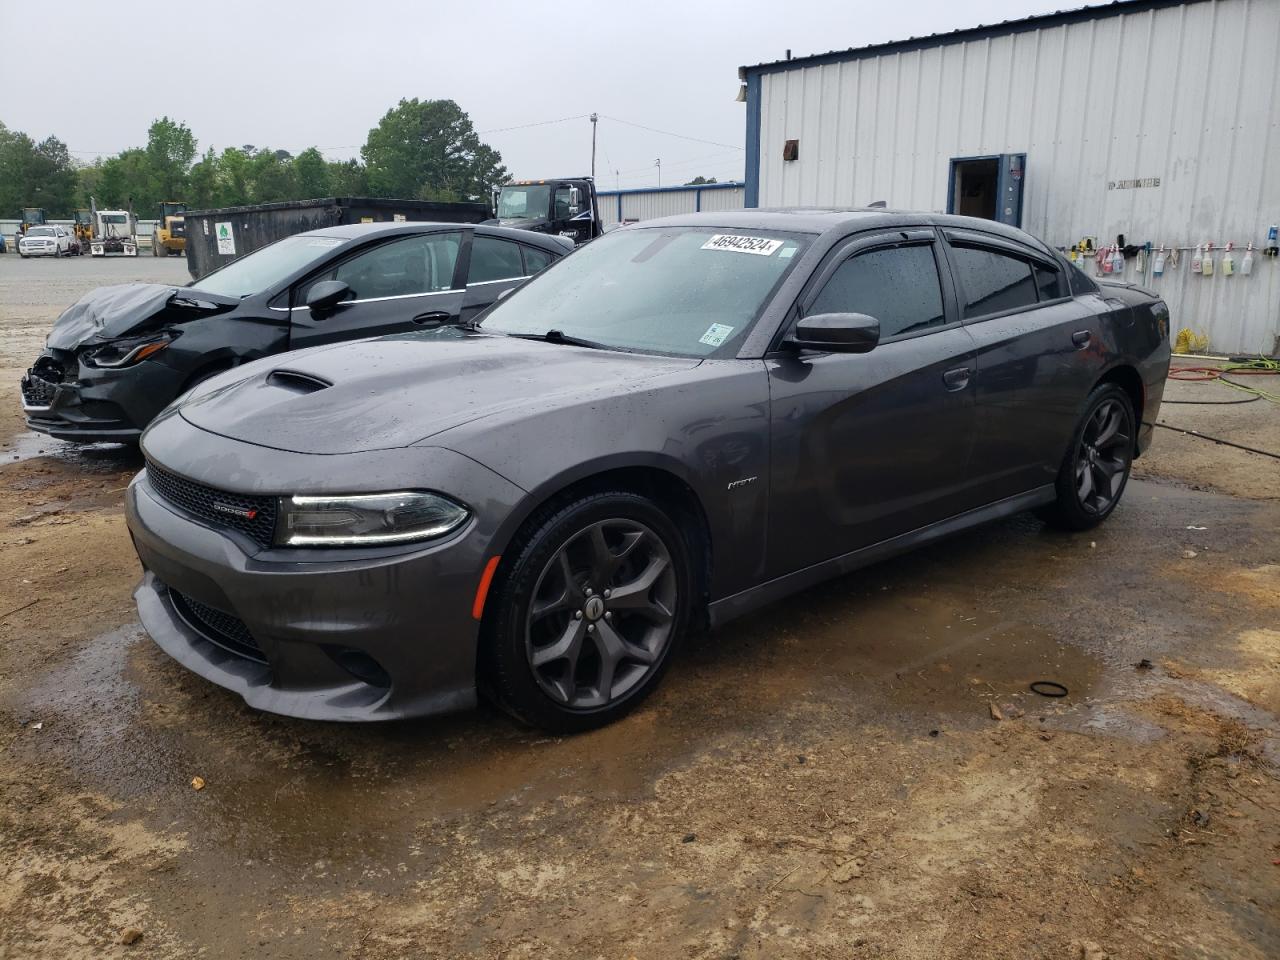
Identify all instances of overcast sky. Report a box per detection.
[3,0,1083,190]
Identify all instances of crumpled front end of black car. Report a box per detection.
[22,347,189,442]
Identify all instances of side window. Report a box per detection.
[553,186,575,220]
[299,232,460,303]
[1034,262,1066,301]
[468,236,523,284]
[522,244,553,276]
[808,244,946,339]
[950,245,1038,318]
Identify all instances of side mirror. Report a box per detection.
[306,279,352,313]
[790,312,880,353]
[568,186,580,216]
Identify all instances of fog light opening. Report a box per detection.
[325,647,391,689]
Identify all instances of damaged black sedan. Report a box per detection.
[20,223,572,442]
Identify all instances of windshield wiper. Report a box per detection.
[505,329,604,350]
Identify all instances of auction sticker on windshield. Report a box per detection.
[699,323,735,347]
[701,235,784,256]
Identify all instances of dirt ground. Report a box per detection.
[0,255,1277,960]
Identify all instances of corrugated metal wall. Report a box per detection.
[753,0,1280,354]
[598,184,746,226]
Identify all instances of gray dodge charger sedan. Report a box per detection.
[126,209,1171,731]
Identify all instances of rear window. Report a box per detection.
[950,246,1038,318]
[1034,263,1067,300]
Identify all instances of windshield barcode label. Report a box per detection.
[701,235,784,256]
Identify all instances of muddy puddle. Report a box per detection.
[2,429,140,466]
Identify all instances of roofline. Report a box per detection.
[596,181,745,198]
[739,0,1198,77]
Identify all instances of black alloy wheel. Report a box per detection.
[1039,383,1135,530]
[525,518,677,710]
[484,490,693,732]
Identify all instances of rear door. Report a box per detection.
[942,230,1102,501]
[458,235,551,325]
[288,230,466,348]
[765,229,979,578]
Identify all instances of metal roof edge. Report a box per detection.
[596,181,746,197]
[739,0,1199,75]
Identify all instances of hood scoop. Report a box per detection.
[266,369,331,395]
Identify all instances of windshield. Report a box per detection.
[497,185,551,221]
[191,234,346,299]
[481,226,810,357]
[102,214,128,224]
[28,227,55,237]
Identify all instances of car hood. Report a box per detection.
[45,283,239,351]
[176,329,699,455]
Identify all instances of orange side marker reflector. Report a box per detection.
[472,556,501,621]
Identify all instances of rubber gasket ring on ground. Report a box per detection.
[1030,681,1069,698]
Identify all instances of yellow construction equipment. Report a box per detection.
[20,208,46,235]
[152,201,187,257]
[73,209,93,247]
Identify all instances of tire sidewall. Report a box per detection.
[484,491,695,733]
[1055,383,1136,527]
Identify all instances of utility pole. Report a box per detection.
[590,113,598,180]
[654,158,662,188]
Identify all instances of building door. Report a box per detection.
[947,154,1025,227]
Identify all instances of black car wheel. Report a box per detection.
[1038,383,1135,531]
[483,490,694,733]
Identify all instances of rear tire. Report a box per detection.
[1037,383,1135,531]
[482,490,695,733]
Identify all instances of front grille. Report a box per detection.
[21,374,58,408]
[170,589,267,664]
[145,460,278,548]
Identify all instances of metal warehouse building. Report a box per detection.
[597,182,745,227]
[739,0,1280,355]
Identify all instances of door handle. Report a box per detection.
[942,367,972,391]
[412,311,451,326]
[1071,330,1092,348]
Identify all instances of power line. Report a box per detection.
[598,115,743,151]
[478,114,589,135]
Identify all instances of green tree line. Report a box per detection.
[0,99,508,219]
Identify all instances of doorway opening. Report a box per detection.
[951,158,999,219]
[946,153,1026,227]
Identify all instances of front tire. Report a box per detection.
[482,490,695,733]
[1038,383,1135,531]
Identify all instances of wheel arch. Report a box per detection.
[485,457,715,631]
[1094,363,1145,456]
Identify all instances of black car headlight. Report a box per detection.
[275,492,469,547]
[87,334,173,368]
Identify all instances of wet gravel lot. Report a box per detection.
[1,254,1277,959]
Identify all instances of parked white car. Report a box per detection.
[19,226,73,258]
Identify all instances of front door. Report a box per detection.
[289,230,465,348]
[765,229,979,578]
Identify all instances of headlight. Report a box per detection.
[87,334,173,368]
[275,491,469,547]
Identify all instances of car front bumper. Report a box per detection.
[21,355,186,442]
[19,245,59,256]
[125,416,527,721]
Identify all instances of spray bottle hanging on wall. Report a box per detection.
[1202,241,1214,276]
[1241,242,1254,276]
[1096,245,1108,276]
[1153,244,1166,278]
[1191,244,1203,273]
[1110,245,1124,275]
[1221,242,1234,277]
